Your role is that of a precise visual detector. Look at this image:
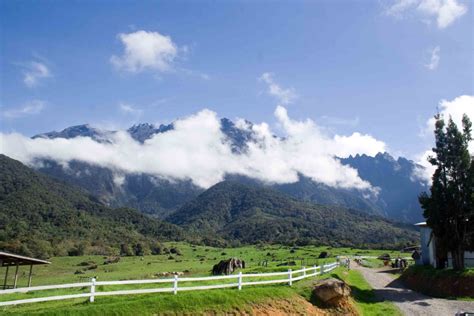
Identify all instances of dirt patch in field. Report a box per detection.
[250,296,326,315]
[198,295,358,315]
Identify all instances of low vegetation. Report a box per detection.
[0,243,408,314]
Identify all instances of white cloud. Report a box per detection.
[425,95,474,140]
[259,73,297,105]
[386,0,419,17]
[111,30,179,73]
[415,95,474,182]
[0,106,386,193]
[119,102,143,116]
[22,61,51,87]
[418,0,467,28]
[1,100,46,118]
[413,150,437,183]
[333,133,387,157]
[385,0,467,28]
[425,46,440,70]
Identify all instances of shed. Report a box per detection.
[414,222,474,268]
[414,222,437,267]
[0,251,50,289]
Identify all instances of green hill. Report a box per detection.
[168,181,418,249]
[0,154,185,258]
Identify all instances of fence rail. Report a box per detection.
[0,261,339,307]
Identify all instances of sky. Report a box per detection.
[0,0,473,189]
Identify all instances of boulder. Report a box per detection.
[212,258,245,275]
[312,278,351,306]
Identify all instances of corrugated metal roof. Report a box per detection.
[0,251,50,266]
[414,221,427,226]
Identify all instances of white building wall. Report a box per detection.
[447,251,474,268]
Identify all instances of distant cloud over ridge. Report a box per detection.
[0,105,386,193]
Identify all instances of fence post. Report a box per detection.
[89,278,96,303]
[302,266,306,277]
[288,269,292,286]
[173,274,178,295]
[321,264,325,274]
[238,271,242,290]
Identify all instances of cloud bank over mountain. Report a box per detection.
[0,106,385,192]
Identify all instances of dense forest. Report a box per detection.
[168,181,418,249]
[0,155,186,258]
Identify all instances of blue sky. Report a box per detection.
[1,0,473,159]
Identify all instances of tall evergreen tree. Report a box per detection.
[419,114,473,270]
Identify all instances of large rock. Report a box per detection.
[212,258,245,275]
[312,278,351,306]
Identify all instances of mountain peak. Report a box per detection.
[375,152,395,162]
[32,124,109,141]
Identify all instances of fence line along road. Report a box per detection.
[0,261,340,307]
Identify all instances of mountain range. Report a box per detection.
[0,154,418,258]
[32,120,429,223]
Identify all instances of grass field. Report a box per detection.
[0,243,406,315]
[4,242,408,287]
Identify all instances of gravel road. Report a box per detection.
[353,263,474,316]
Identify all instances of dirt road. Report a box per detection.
[353,263,474,315]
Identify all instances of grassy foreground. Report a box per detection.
[2,242,407,287]
[2,269,402,316]
[0,243,406,315]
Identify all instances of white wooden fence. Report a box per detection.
[0,261,339,307]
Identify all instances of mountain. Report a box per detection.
[0,154,186,258]
[127,123,174,143]
[341,153,428,223]
[167,181,418,249]
[35,159,203,217]
[33,124,114,143]
[30,120,428,222]
[271,176,382,216]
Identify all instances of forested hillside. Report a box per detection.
[168,181,418,249]
[0,154,186,258]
